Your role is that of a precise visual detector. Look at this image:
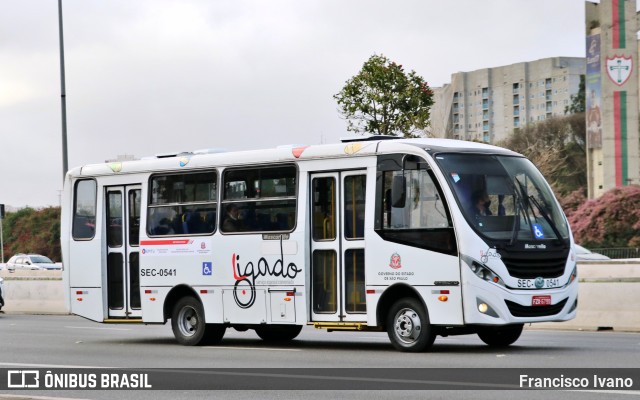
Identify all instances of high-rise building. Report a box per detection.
[585,0,640,198]
[429,57,585,144]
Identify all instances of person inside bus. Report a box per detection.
[222,204,244,232]
[470,189,492,217]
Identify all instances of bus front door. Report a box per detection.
[105,185,142,319]
[310,171,367,323]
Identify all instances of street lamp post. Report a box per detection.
[58,0,69,181]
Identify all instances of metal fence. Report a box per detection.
[590,247,640,259]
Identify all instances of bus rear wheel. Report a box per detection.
[386,298,435,352]
[171,296,225,346]
[255,325,303,342]
[477,324,523,347]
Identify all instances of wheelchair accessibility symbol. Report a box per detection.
[202,262,213,276]
[532,223,545,239]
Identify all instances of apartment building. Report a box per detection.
[430,57,585,143]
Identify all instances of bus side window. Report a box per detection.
[72,179,97,240]
[376,168,456,256]
[147,171,217,237]
[221,165,297,234]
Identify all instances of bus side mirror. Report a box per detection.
[391,175,406,208]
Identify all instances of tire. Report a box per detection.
[386,297,435,352]
[477,324,524,347]
[171,296,226,346]
[255,325,303,342]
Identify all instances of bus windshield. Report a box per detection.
[434,153,569,241]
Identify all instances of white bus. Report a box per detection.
[61,137,577,352]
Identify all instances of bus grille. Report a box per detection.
[505,298,568,318]
[498,248,569,279]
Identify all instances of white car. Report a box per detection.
[574,244,610,261]
[6,254,61,271]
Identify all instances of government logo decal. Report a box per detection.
[389,252,402,269]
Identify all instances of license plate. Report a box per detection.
[517,278,561,289]
[532,295,551,306]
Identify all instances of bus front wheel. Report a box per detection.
[386,298,435,352]
[171,296,225,346]
[477,324,523,347]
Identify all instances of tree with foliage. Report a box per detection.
[497,113,586,196]
[565,75,585,114]
[334,54,434,137]
[569,185,640,248]
[1,207,61,262]
[557,187,587,221]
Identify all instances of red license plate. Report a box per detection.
[532,295,552,306]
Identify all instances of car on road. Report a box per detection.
[574,244,610,261]
[6,254,60,271]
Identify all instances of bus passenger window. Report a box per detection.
[147,171,217,237]
[221,165,297,234]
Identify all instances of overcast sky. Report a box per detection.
[1,0,588,208]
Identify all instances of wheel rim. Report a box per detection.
[393,307,422,345]
[177,306,199,338]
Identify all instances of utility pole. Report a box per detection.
[0,204,4,263]
[58,0,69,181]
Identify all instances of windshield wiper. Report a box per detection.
[528,195,566,247]
[508,200,520,246]
[507,178,533,246]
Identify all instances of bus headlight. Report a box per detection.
[469,261,505,287]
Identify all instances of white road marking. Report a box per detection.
[0,362,110,369]
[203,346,301,352]
[0,395,90,400]
[64,326,131,331]
[571,390,640,396]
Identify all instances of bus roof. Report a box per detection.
[67,138,521,178]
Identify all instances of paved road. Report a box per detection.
[0,314,639,399]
